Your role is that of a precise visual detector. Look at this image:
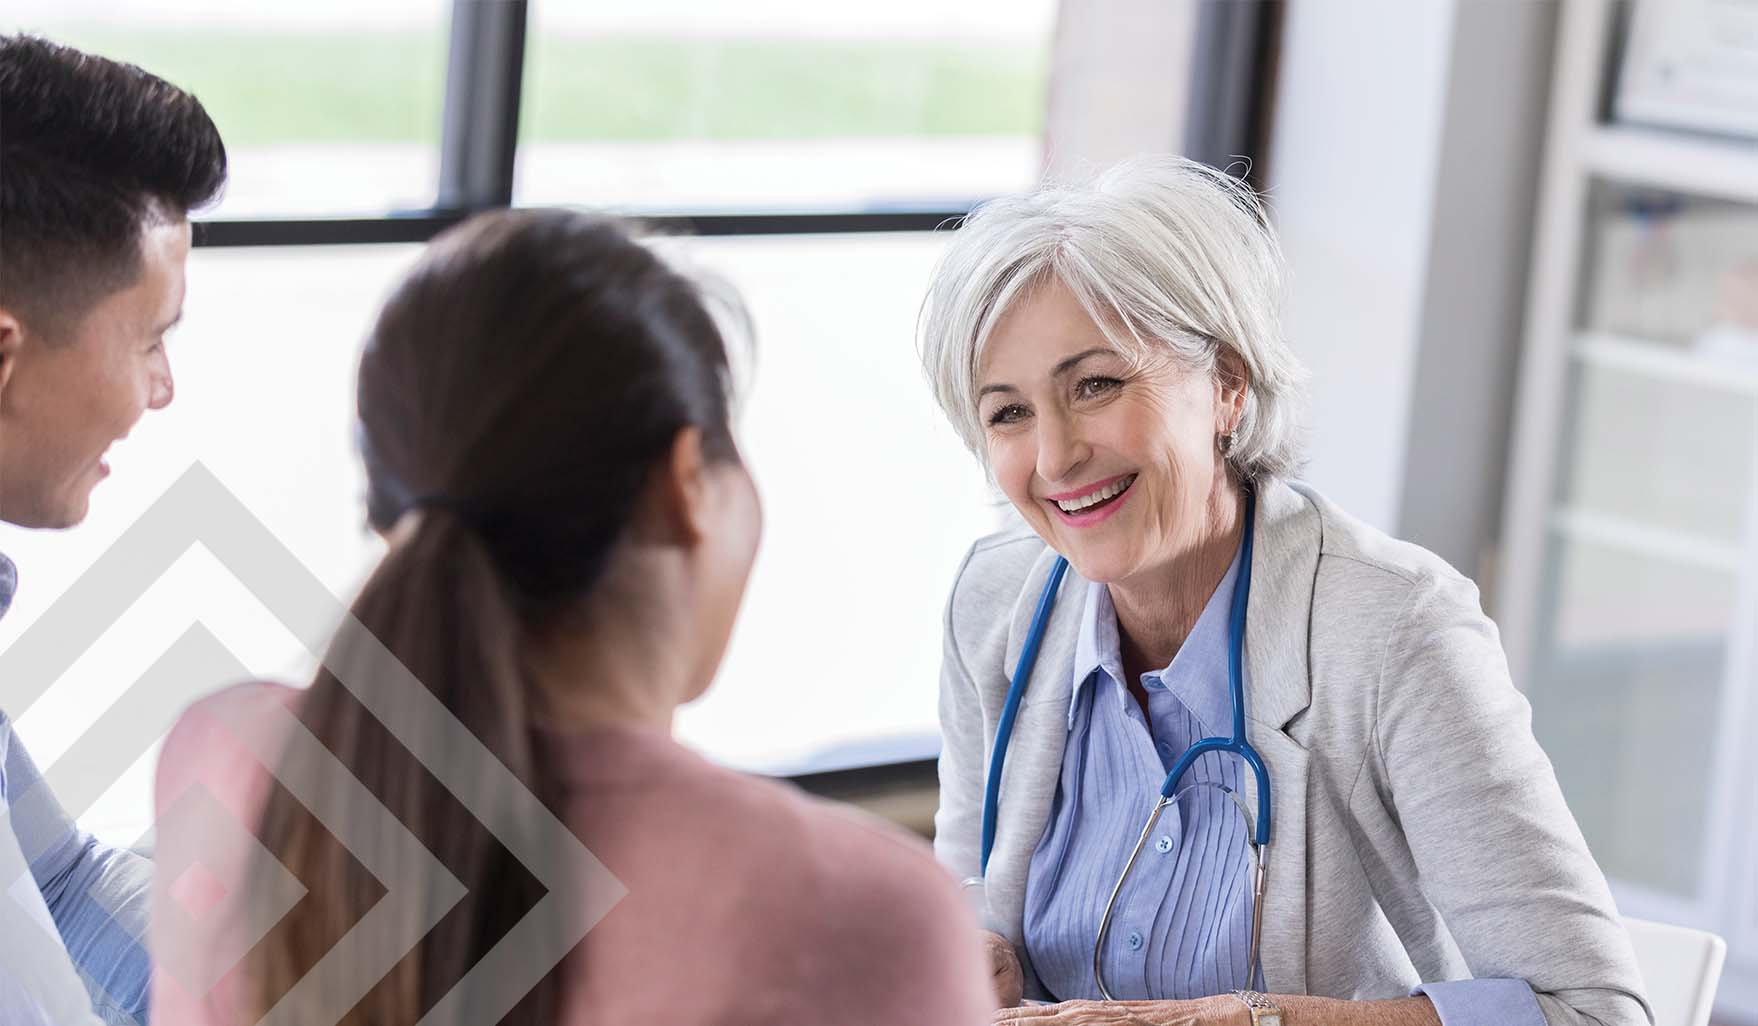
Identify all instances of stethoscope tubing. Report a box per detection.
[979,555,1070,876]
[977,488,1272,996]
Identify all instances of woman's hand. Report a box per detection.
[991,995,1248,1026]
[981,929,1025,1009]
[993,994,1443,1026]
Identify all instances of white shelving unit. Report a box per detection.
[1572,332,1758,397]
[1498,2,1758,1020]
[1548,506,1747,575]
[1583,125,1758,205]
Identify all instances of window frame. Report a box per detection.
[193,0,976,248]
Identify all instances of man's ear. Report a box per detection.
[0,307,21,401]
[631,427,709,548]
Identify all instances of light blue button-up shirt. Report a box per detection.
[1023,545,1258,1002]
[0,552,152,1024]
[1021,541,1545,1026]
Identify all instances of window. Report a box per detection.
[7,0,1248,845]
[7,0,447,216]
[517,0,1057,210]
[656,233,1001,772]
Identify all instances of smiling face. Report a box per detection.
[0,219,188,528]
[977,277,1243,586]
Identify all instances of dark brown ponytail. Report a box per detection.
[245,210,741,1025]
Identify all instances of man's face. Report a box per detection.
[0,220,189,528]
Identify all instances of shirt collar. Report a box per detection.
[0,551,15,624]
[1068,580,1125,726]
[1066,538,1245,734]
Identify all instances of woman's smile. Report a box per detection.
[1045,472,1138,526]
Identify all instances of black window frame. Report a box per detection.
[193,0,974,249]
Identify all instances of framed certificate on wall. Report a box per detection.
[1616,0,1758,140]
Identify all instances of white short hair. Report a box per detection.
[918,155,1306,481]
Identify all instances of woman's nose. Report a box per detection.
[1035,412,1089,485]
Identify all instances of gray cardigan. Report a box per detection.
[932,479,1651,1026]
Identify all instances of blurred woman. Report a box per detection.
[149,210,990,1026]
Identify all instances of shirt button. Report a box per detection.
[1157,741,1175,757]
[1155,835,1174,854]
[1126,931,1143,951]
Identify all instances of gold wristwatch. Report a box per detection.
[1233,989,1284,1025]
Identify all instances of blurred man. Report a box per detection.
[0,33,227,1024]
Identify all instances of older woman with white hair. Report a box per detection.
[920,157,1649,1026]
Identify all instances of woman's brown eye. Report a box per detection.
[1076,376,1123,399]
[987,404,1029,426]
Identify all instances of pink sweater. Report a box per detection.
[150,682,990,1025]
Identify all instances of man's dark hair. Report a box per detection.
[0,34,227,335]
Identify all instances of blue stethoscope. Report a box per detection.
[977,488,1272,999]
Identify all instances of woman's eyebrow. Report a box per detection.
[978,348,1117,399]
[1052,347,1116,377]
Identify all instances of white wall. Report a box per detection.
[1041,0,1199,180]
[1402,2,1558,586]
[1265,0,1457,533]
[1266,0,1557,586]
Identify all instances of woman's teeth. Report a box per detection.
[1055,475,1136,513]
